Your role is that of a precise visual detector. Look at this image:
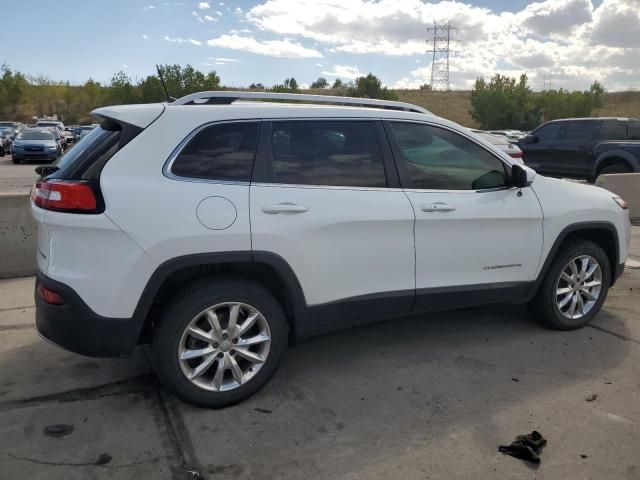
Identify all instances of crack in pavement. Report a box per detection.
[587,324,640,345]
[3,452,162,469]
[0,374,155,412]
[0,305,34,313]
[148,382,208,479]
[0,324,34,331]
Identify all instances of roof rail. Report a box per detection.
[170,90,431,114]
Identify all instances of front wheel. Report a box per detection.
[151,277,288,408]
[529,240,610,330]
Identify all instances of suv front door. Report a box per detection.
[554,120,600,177]
[386,121,544,310]
[519,122,562,174]
[250,119,416,329]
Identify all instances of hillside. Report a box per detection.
[396,90,640,128]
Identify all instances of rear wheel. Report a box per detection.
[12,156,20,164]
[598,163,631,177]
[151,277,288,408]
[529,240,610,330]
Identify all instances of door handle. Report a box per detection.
[421,202,456,213]
[262,203,308,214]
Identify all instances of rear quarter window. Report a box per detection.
[169,122,260,182]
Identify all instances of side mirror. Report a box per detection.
[512,164,536,188]
[523,134,538,144]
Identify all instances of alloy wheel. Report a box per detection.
[555,255,602,320]
[177,302,271,392]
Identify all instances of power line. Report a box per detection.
[426,22,456,91]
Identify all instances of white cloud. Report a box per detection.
[143,4,155,10]
[164,35,202,46]
[192,10,205,22]
[212,57,240,62]
[207,34,323,58]
[141,34,149,40]
[321,65,363,79]
[203,15,217,21]
[242,0,640,90]
[198,2,210,9]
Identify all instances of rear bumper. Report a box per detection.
[35,273,140,358]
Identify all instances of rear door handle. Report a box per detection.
[421,202,456,213]
[262,203,308,214]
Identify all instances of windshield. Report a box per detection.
[37,122,63,128]
[17,130,54,140]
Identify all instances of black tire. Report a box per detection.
[529,239,610,330]
[598,163,631,177]
[151,276,288,408]
[12,157,20,164]
[0,146,4,157]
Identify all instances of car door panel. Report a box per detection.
[385,120,544,310]
[250,119,416,328]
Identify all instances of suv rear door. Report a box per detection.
[385,120,543,310]
[250,119,415,330]
[553,120,600,176]
[519,121,562,174]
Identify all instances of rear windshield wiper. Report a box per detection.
[35,166,59,177]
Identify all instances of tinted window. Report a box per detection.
[628,121,640,140]
[269,121,386,188]
[172,122,259,182]
[534,123,562,142]
[17,130,54,141]
[562,121,598,141]
[391,122,507,190]
[597,121,628,140]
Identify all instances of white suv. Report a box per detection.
[31,92,631,407]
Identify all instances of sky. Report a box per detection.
[1,0,639,91]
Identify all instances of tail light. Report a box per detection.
[37,283,64,305]
[509,151,523,159]
[31,180,100,213]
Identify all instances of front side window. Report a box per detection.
[535,123,562,142]
[269,121,387,188]
[171,122,259,182]
[391,122,508,190]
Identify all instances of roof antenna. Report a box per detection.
[156,64,175,102]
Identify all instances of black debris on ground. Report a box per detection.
[585,394,598,402]
[499,430,547,463]
[254,408,273,414]
[580,454,588,459]
[94,453,113,465]
[43,424,74,438]
[511,378,520,382]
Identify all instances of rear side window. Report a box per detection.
[269,120,387,188]
[171,122,259,182]
[561,121,598,141]
[628,121,640,140]
[48,118,141,180]
[597,121,628,140]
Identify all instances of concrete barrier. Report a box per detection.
[0,193,37,279]
[596,173,640,222]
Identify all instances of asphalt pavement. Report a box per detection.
[0,228,639,479]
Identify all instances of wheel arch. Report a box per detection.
[529,221,620,299]
[133,251,310,346]
[594,150,639,177]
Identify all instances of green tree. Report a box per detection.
[470,74,540,130]
[310,77,328,89]
[331,78,344,89]
[271,77,300,93]
[109,71,137,105]
[0,64,28,114]
[348,73,398,100]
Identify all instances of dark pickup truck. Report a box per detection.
[517,117,640,181]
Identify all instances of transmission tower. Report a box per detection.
[426,22,455,90]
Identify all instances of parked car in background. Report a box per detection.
[488,130,528,142]
[76,124,97,141]
[12,128,62,164]
[0,121,24,132]
[518,117,640,181]
[470,130,523,163]
[0,127,16,156]
[63,126,76,144]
